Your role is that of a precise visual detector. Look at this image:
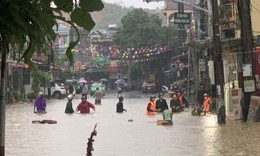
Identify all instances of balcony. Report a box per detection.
[220,0,233,5]
[219,4,233,23]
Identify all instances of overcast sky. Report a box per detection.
[103,0,165,9]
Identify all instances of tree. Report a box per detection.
[113,8,163,48]
[31,70,52,95]
[0,0,104,154]
[159,26,178,48]
[127,63,144,89]
[113,8,178,48]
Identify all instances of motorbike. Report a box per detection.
[161,85,169,96]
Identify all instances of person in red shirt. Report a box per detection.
[76,96,95,113]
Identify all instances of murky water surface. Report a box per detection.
[5,93,260,156]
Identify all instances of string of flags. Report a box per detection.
[74,45,173,68]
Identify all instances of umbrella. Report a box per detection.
[115,79,125,84]
[78,79,88,83]
[99,78,108,82]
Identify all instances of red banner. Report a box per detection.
[255,47,260,76]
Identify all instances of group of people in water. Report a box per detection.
[33,87,127,114]
[146,91,188,115]
[146,88,212,116]
[34,83,212,117]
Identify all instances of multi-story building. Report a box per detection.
[53,22,70,54]
[219,0,239,40]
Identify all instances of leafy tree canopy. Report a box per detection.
[0,0,104,66]
[113,8,178,48]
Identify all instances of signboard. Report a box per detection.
[208,61,215,84]
[242,64,252,77]
[149,74,155,81]
[244,79,256,92]
[248,96,260,122]
[255,48,260,76]
[174,12,191,24]
[199,59,206,72]
[231,88,242,120]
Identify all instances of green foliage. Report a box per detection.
[0,0,104,65]
[59,70,75,81]
[127,63,144,81]
[13,91,23,101]
[31,70,51,93]
[159,26,178,48]
[26,92,37,100]
[113,8,178,48]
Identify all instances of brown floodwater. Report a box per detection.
[5,93,260,156]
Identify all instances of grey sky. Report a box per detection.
[103,0,165,9]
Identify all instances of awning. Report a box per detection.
[84,68,106,73]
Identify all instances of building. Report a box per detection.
[252,0,260,37]
[161,0,194,27]
[53,22,70,54]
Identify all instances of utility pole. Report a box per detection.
[0,43,7,156]
[178,1,185,47]
[212,0,224,98]
[237,0,254,121]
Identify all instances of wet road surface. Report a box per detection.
[5,92,260,156]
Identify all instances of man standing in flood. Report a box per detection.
[94,87,103,105]
[156,93,168,112]
[76,96,95,113]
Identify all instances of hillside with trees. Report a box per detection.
[91,2,128,29]
[92,2,163,30]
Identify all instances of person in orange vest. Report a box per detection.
[146,95,156,115]
[203,93,212,115]
[176,91,187,111]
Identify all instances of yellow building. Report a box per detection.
[251,0,260,37]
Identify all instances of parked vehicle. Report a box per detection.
[65,79,80,94]
[142,80,157,93]
[90,82,105,96]
[41,82,66,99]
[161,85,169,96]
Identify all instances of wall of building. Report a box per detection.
[251,0,260,37]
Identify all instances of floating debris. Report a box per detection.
[32,120,57,124]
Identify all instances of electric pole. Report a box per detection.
[212,0,224,97]
[0,43,7,156]
[237,0,254,121]
[178,1,185,47]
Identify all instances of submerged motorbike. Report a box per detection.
[161,85,169,96]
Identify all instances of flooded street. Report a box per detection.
[5,92,260,156]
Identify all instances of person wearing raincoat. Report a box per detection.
[203,93,212,115]
[34,92,46,113]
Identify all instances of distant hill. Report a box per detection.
[91,2,129,30]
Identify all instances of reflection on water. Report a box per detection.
[5,97,260,156]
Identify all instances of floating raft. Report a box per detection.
[157,120,173,126]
